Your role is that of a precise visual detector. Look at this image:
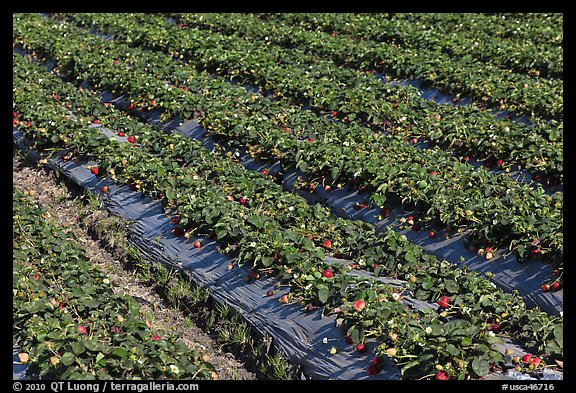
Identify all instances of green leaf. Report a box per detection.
[70,341,85,355]
[554,325,563,341]
[404,251,416,263]
[445,279,459,293]
[318,288,329,304]
[111,347,129,359]
[96,352,105,365]
[446,343,460,356]
[430,325,444,336]
[330,167,339,181]
[61,352,76,366]
[36,330,48,343]
[461,336,473,346]
[471,357,490,377]
[247,214,266,229]
[347,326,360,343]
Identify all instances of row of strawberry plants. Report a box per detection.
[12,77,561,381]
[13,186,216,379]
[254,13,563,80]
[164,12,563,122]
[389,13,563,53]
[13,48,563,365]
[47,12,564,183]
[12,14,563,270]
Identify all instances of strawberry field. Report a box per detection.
[13,13,563,381]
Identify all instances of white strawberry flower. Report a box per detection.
[425,326,432,334]
[392,293,401,301]
[169,365,180,374]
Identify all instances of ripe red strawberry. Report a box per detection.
[101,186,108,193]
[33,273,39,280]
[371,356,383,366]
[113,59,119,65]
[373,263,379,271]
[93,119,100,125]
[353,299,366,312]
[323,239,332,249]
[127,136,136,144]
[367,364,380,376]
[522,354,533,363]
[356,343,367,354]
[171,216,180,225]
[323,269,333,279]
[489,324,501,333]
[261,169,268,175]
[554,269,562,276]
[279,294,288,303]
[193,240,201,248]
[227,195,235,201]
[127,103,134,110]
[53,94,59,100]
[91,167,99,175]
[550,281,561,291]
[437,296,450,308]
[331,111,338,117]
[436,370,449,380]
[530,357,541,367]
[428,230,436,238]
[344,335,353,345]
[249,270,260,280]
[151,334,161,341]
[452,98,458,103]
[431,171,438,176]
[26,121,31,128]
[172,227,183,236]
[393,103,398,109]
[78,325,87,335]
[12,118,18,125]
[266,290,274,297]
[541,283,551,292]
[331,32,336,37]
[13,111,17,118]
[411,223,421,231]
[117,131,125,137]
[150,99,156,106]
[496,159,503,166]
[239,196,247,205]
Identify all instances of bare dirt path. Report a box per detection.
[13,155,257,380]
